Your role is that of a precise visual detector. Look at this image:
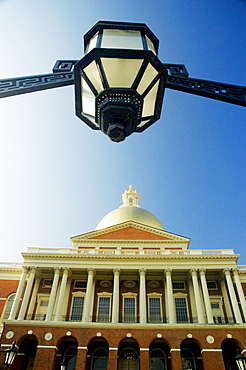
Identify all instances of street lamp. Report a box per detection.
[4,342,18,368]
[0,20,245,142]
[235,350,246,370]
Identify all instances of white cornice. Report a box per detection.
[21,253,239,262]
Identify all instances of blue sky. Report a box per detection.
[0,0,245,263]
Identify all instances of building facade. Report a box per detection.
[0,186,246,370]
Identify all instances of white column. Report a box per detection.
[220,277,233,320]
[89,279,96,321]
[224,269,242,324]
[82,268,94,322]
[111,268,120,323]
[45,267,60,321]
[232,268,246,322]
[18,267,36,320]
[26,275,41,319]
[139,269,147,323]
[165,269,175,323]
[8,266,28,320]
[200,269,214,324]
[191,269,205,323]
[54,268,69,321]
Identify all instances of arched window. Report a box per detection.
[181,348,195,370]
[64,346,77,370]
[149,339,170,370]
[3,294,15,320]
[150,348,166,369]
[87,337,109,370]
[180,339,204,370]
[91,347,108,370]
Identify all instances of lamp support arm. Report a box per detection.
[166,75,246,107]
[0,72,74,99]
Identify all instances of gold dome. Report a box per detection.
[95,186,165,231]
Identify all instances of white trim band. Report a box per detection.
[201,349,222,353]
[37,345,57,349]
[78,347,88,350]
[109,348,118,350]
[171,349,181,352]
[140,348,149,351]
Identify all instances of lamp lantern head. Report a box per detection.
[235,351,246,370]
[4,342,18,368]
[74,21,167,142]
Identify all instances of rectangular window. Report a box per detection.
[70,296,84,321]
[74,280,87,289]
[148,297,162,323]
[207,281,217,290]
[123,297,136,322]
[40,301,49,306]
[175,297,189,322]
[97,296,111,322]
[43,279,53,287]
[211,303,220,309]
[173,282,185,290]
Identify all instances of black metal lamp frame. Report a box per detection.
[0,21,245,141]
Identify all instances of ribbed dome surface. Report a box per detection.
[95,186,164,231]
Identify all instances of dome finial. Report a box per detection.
[122,186,140,207]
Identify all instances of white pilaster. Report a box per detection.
[112,268,120,323]
[54,268,69,321]
[82,268,94,322]
[46,267,60,321]
[232,269,246,322]
[200,269,214,324]
[18,267,36,320]
[139,269,147,323]
[8,266,28,320]
[191,269,205,324]
[165,269,175,323]
[224,269,242,324]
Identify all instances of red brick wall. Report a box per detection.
[0,280,19,317]
[2,324,246,370]
[90,227,171,240]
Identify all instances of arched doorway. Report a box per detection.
[13,335,38,370]
[180,339,204,370]
[222,338,242,370]
[87,337,109,370]
[118,338,140,370]
[149,339,170,370]
[56,336,78,370]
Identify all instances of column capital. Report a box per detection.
[113,268,120,275]
[200,268,206,276]
[29,266,37,274]
[87,268,95,277]
[224,268,231,276]
[165,269,172,276]
[139,268,146,275]
[54,267,61,274]
[232,268,239,276]
[62,267,69,275]
[190,268,198,276]
[22,266,29,273]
